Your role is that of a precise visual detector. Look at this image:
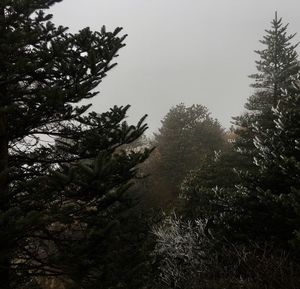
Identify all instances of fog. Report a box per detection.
[50,0,300,133]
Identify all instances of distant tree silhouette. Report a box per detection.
[151,103,225,203]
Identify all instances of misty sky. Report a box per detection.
[50,0,300,134]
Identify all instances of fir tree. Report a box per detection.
[272,84,300,182]
[153,103,225,196]
[0,1,151,288]
[232,13,300,243]
[251,81,300,243]
[234,12,299,164]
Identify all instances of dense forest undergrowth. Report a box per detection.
[0,1,300,288]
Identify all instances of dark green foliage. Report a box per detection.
[181,148,245,239]
[153,103,225,197]
[249,82,300,245]
[234,12,299,162]
[254,83,300,187]
[88,199,159,289]
[0,1,151,288]
[182,13,300,246]
[231,13,300,244]
[53,191,158,289]
[153,13,300,289]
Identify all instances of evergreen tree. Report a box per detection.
[234,12,299,165]
[250,81,300,244]
[232,13,300,243]
[183,14,300,244]
[153,103,225,197]
[0,1,151,288]
[271,84,300,183]
[181,149,241,228]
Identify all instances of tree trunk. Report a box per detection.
[0,4,10,288]
[0,111,8,204]
[0,110,10,289]
[0,255,10,289]
[0,3,11,287]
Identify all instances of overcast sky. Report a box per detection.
[50,0,300,134]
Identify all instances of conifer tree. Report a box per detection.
[272,84,300,183]
[0,1,150,288]
[153,103,225,196]
[234,12,299,164]
[232,13,300,243]
[250,81,300,243]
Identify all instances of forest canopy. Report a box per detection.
[0,2,300,289]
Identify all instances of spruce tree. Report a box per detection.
[232,13,300,243]
[251,81,300,243]
[271,84,300,183]
[153,103,225,196]
[0,1,150,288]
[234,12,299,165]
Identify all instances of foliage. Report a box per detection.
[230,13,300,244]
[152,12,300,289]
[151,103,225,201]
[0,1,151,288]
[152,214,214,289]
[153,215,300,289]
[233,12,299,161]
[178,13,300,260]
[84,195,159,289]
[180,149,242,235]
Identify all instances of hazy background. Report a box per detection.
[50,0,300,134]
